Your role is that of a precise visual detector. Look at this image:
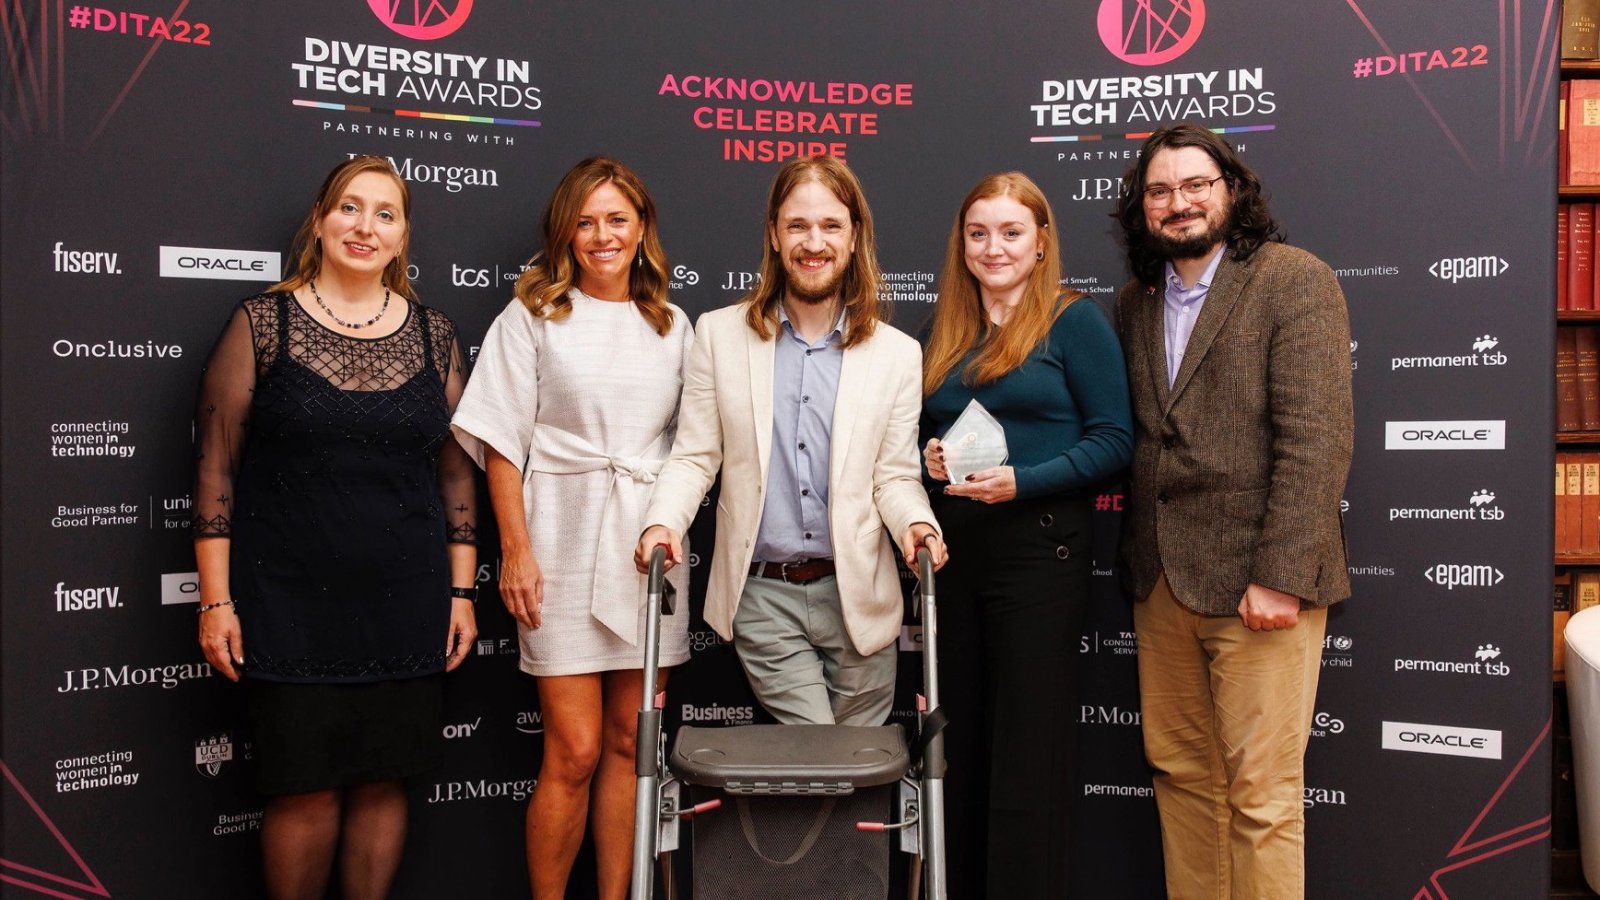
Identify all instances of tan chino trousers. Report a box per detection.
[1134,573,1327,900]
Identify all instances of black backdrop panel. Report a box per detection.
[1,2,1555,897]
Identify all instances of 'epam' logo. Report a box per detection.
[1429,255,1507,282]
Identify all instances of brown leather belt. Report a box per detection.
[748,558,836,584]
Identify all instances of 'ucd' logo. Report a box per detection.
[367,0,472,41]
[194,734,234,778]
[1097,0,1205,66]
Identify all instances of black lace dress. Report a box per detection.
[193,292,476,792]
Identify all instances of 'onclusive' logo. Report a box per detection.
[1384,420,1506,450]
[1381,721,1502,760]
[367,0,473,41]
[1097,0,1205,66]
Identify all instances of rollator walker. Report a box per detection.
[630,544,949,899]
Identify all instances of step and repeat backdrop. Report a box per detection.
[1,1,1558,897]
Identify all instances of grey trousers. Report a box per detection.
[731,574,896,725]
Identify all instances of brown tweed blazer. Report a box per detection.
[1115,241,1353,616]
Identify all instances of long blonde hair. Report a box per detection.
[742,155,883,349]
[270,155,415,299]
[514,157,674,337]
[922,172,1077,395]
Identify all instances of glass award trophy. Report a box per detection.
[942,399,1008,483]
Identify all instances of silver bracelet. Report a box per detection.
[195,599,236,616]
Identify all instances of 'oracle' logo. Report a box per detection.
[367,0,473,41]
[1097,0,1205,66]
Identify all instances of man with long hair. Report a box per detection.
[636,155,944,725]
[1113,124,1353,898]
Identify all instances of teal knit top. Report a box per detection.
[920,298,1133,499]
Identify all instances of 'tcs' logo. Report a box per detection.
[1097,0,1206,67]
[367,0,473,41]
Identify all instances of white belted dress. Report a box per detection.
[452,290,692,676]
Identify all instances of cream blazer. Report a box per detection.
[644,303,937,656]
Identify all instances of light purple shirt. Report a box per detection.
[1162,246,1225,389]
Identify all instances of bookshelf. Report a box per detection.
[1554,46,1600,898]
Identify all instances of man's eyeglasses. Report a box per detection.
[1143,175,1225,207]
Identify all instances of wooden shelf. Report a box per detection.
[1560,185,1600,198]
[1559,554,1600,565]
[1559,311,1600,322]
[1558,431,1600,443]
[1563,60,1600,75]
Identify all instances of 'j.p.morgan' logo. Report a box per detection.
[159,246,281,283]
[1384,420,1505,450]
[368,0,472,41]
[1097,0,1205,66]
[1381,721,1502,760]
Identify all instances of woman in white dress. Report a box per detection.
[451,157,691,899]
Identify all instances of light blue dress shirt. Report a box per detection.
[753,308,844,563]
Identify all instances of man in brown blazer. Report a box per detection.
[1113,124,1353,899]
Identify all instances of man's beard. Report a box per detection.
[784,257,848,304]
[1147,208,1229,260]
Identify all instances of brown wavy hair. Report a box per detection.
[742,155,882,349]
[271,155,415,299]
[1113,123,1283,288]
[922,172,1075,395]
[514,156,674,337]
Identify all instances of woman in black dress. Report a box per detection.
[192,155,478,900]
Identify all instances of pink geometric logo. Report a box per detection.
[367,0,474,41]
[1097,0,1206,67]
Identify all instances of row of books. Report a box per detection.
[1558,204,1600,310]
[1555,570,1600,678]
[1555,327,1600,430]
[1567,0,1600,60]
[1561,82,1600,185]
[1556,451,1600,552]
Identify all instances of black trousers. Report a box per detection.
[932,492,1091,899]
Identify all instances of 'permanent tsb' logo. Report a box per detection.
[367,0,473,41]
[1098,0,1206,66]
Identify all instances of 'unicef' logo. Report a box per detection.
[367,0,473,41]
[1097,0,1206,67]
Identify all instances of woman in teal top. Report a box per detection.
[920,171,1132,898]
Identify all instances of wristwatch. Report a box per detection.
[449,586,479,603]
